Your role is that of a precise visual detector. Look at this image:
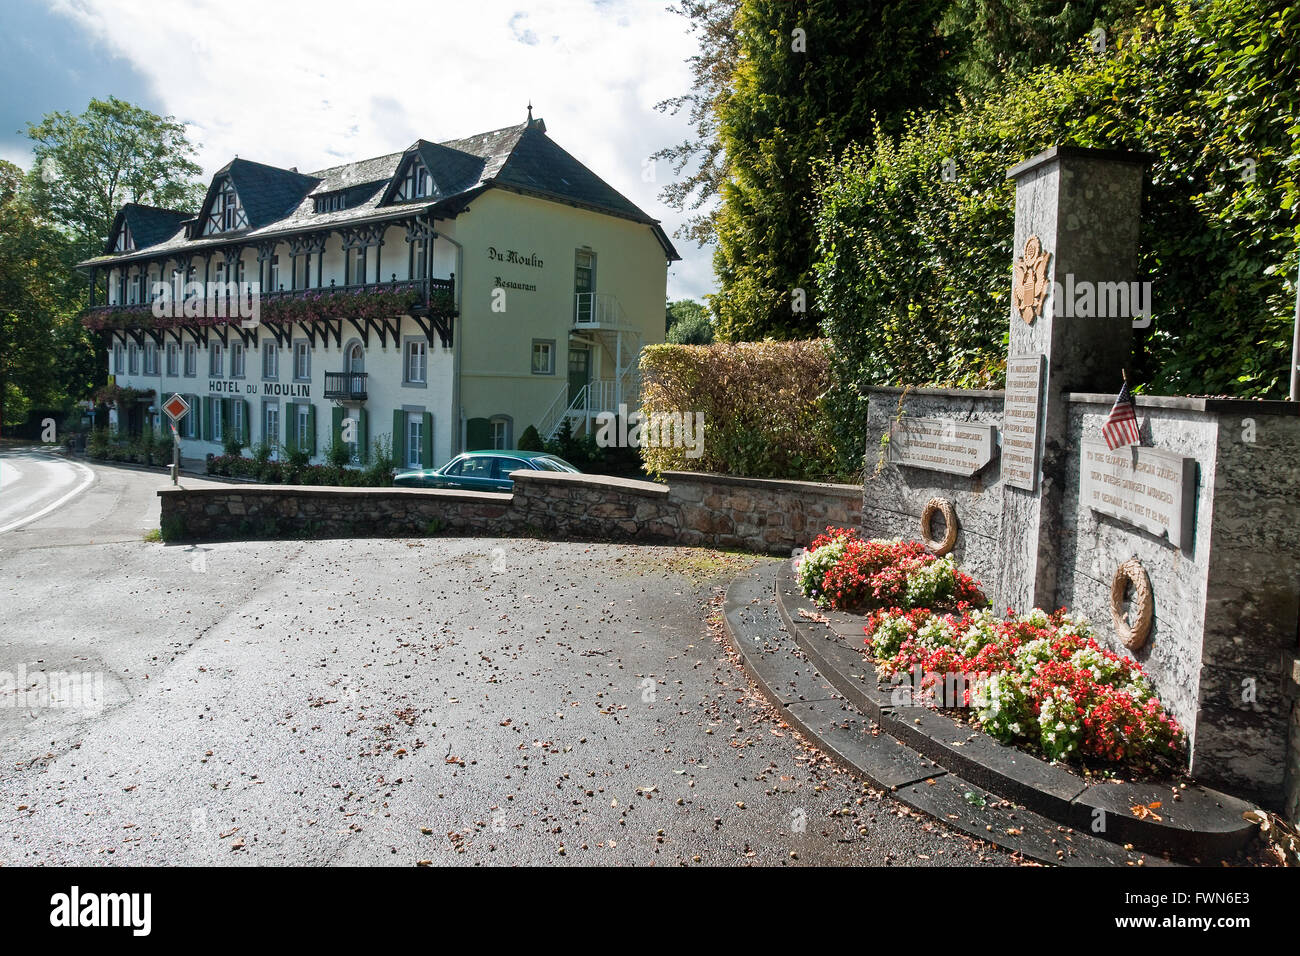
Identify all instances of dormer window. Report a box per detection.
[314,192,347,213]
[204,177,248,235]
[397,160,430,201]
[114,224,135,252]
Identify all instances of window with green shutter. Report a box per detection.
[422,412,433,467]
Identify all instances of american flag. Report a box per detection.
[1102,380,1141,450]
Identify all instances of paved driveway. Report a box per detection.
[0,459,1005,865]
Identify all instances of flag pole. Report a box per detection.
[1290,261,1300,401]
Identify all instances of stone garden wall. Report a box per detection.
[158,469,862,557]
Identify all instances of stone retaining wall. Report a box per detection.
[158,468,863,557]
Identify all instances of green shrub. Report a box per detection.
[222,427,244,457]
[364,433,395,485]
[517,424,545,452]
[324,438,351,469]
[638,340,840,480]
[88,427,110,458]
[665,311,715,345]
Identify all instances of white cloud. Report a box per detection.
[44,0,718,300]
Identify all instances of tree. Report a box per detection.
[940,0,1147,91]
[710,0,955,341]
[666,297,709,332]
[25,96,204,258]
[20,98,206,417]
[650,0,742,248]
[0,161,77,432]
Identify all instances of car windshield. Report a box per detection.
[533,456,579,473]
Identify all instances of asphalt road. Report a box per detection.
[0,456,1007,866]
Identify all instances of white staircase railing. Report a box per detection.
[537,381,574,443]
[574,292,631,328]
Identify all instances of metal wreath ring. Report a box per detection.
[1111,558,1154,651]
[920,497,959,556]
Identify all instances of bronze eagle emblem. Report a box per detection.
[1012,234,1051,325]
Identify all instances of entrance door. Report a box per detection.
[568,347,590,405]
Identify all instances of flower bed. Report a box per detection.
[796,527,1185,769]
[795,527,984,612]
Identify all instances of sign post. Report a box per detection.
[162,394,190,487]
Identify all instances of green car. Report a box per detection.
[392,449,580,492]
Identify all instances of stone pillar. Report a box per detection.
[997,146,1149,612]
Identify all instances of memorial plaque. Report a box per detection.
[1080,439,1195,548]
[1002,353,1045,491]
[888,418,997,476]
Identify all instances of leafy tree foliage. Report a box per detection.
[0,161,79,431]
[665,298,714,343]
[650,1,742,248]
[814,0,1300,474]
[25,96,203,258]
[940,0,1146,91]
[710,0,954,341]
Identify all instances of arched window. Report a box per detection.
[347,342,364,373]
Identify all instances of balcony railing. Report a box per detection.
[324,371,367,401]
[81,274,455,332]
[574,292,630,329]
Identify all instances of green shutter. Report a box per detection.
[286,403,298,454]
[222,398,232,444]
[241,399,250,444]
[358,408,369,463]
[422,413,433,468]
[331,406,343,452]
[393,409,405,463]
[307,404,317,456]
[466,417,491,451]
[200,396,209,441]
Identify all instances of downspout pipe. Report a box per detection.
[431,216,465,456]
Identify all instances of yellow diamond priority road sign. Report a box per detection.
[162,393,190,422]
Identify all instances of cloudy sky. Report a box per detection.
[0,0,716,300]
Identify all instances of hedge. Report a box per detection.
[638,340,843,480]
[813,0,1300,476]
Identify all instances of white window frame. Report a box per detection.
[263,346,279,380]
[294,341,310,381]
[231,342,245,379]
[211,397,223,442]
[405,339,427,384]
[531,340,555,375]
[144,342,157,375]
[114,344,125,376]
[184,342,197,377]
[407,413,423,469]
[165,343,179,377]
[209,342,224,378]
[264,403,279,455]
[296,404,311,452]
[491,419,508,450]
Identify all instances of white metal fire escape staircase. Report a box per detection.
[538,293,643,441]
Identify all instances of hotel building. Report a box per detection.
[78,111,678,470]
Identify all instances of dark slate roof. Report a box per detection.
[79,116,679,266]
[496,126,651,223]
[213,158,322,229]
[104,203,193,255]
